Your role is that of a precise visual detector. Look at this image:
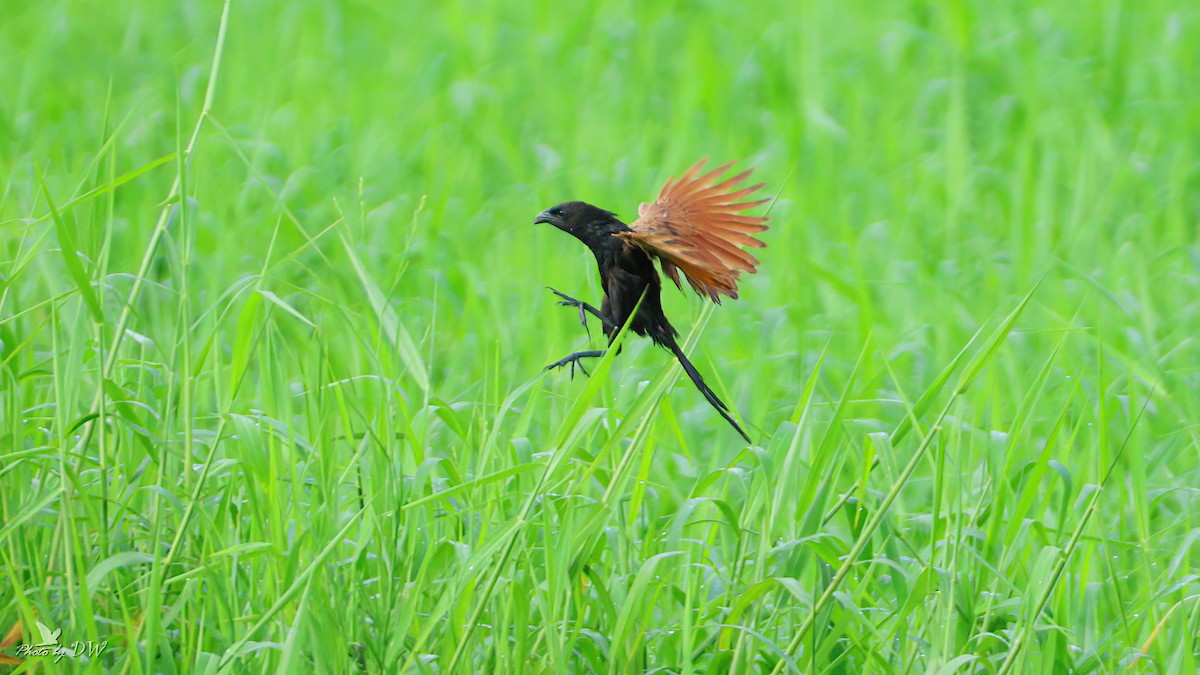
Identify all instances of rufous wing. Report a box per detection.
[618,158,769,303]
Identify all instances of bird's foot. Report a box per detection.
[548,287,591,329]
[546,287,619,334]
[545,350,606,380]
[547,354,590,379]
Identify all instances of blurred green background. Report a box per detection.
[2,0,1198,672]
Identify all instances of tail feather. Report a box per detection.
[667,339,751,443]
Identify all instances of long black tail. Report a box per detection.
[666,339,751,443]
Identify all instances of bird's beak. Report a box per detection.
[534,209,555,225]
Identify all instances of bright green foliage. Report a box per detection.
[1,1,1198,673]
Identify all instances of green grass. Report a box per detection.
[2,0,1199,672]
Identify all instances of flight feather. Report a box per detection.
[618,158,770,302]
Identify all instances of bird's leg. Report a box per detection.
[547,287,619,333]
[545,349,606,379]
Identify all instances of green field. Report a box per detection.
[2,1,1198,672]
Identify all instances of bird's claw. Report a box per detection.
[545,354,591,380]
[547,287,592,337]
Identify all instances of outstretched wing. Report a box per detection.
[618,158,769,303]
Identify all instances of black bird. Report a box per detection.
[535,159,770,443]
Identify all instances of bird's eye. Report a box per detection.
[549,207,562,216]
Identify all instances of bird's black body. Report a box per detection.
[590,229,677,346]
[536,201,750,442]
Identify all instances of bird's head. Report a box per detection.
[535,201,626,247]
